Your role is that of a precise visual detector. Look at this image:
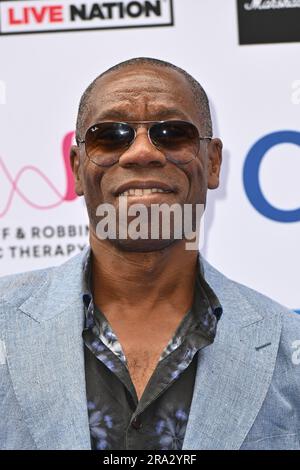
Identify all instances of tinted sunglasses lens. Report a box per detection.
[150,121,200,164]
[85,122,134,166]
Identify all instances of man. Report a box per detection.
[0,57,299,450]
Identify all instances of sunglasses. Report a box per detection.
[77,120,211,167]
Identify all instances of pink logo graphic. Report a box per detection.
[0,132,77,218]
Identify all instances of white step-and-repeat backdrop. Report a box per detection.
[0,0,299,311]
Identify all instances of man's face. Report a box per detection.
[71,65,222,251]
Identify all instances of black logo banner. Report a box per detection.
[237,0,300,44]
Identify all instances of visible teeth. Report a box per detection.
[119,188,169,197]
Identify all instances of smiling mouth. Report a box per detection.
[118,188,173,197]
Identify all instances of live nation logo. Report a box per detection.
[237,0,300,44]
[0,0,174,35]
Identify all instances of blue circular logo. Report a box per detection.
[243,131,300,222]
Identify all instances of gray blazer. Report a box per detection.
[0,246,299,450]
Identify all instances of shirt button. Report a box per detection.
[131,417,142,430]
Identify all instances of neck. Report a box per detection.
[89,230,199,316]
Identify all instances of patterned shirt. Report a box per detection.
[82,251,222,450]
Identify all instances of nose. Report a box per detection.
[118,127,166,168]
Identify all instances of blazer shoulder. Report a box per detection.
[201,257,296,321]
[0,248,90,326]
[0,267,52,308]
[0,246,90,308]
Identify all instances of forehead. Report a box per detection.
[85,65,200,126]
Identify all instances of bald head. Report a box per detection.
[75,57,213,141]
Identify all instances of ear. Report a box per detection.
[207,138,223,190]
[70,145,84,196]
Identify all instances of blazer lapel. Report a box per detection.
[4,248,91,450]
[183,260,282,450]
